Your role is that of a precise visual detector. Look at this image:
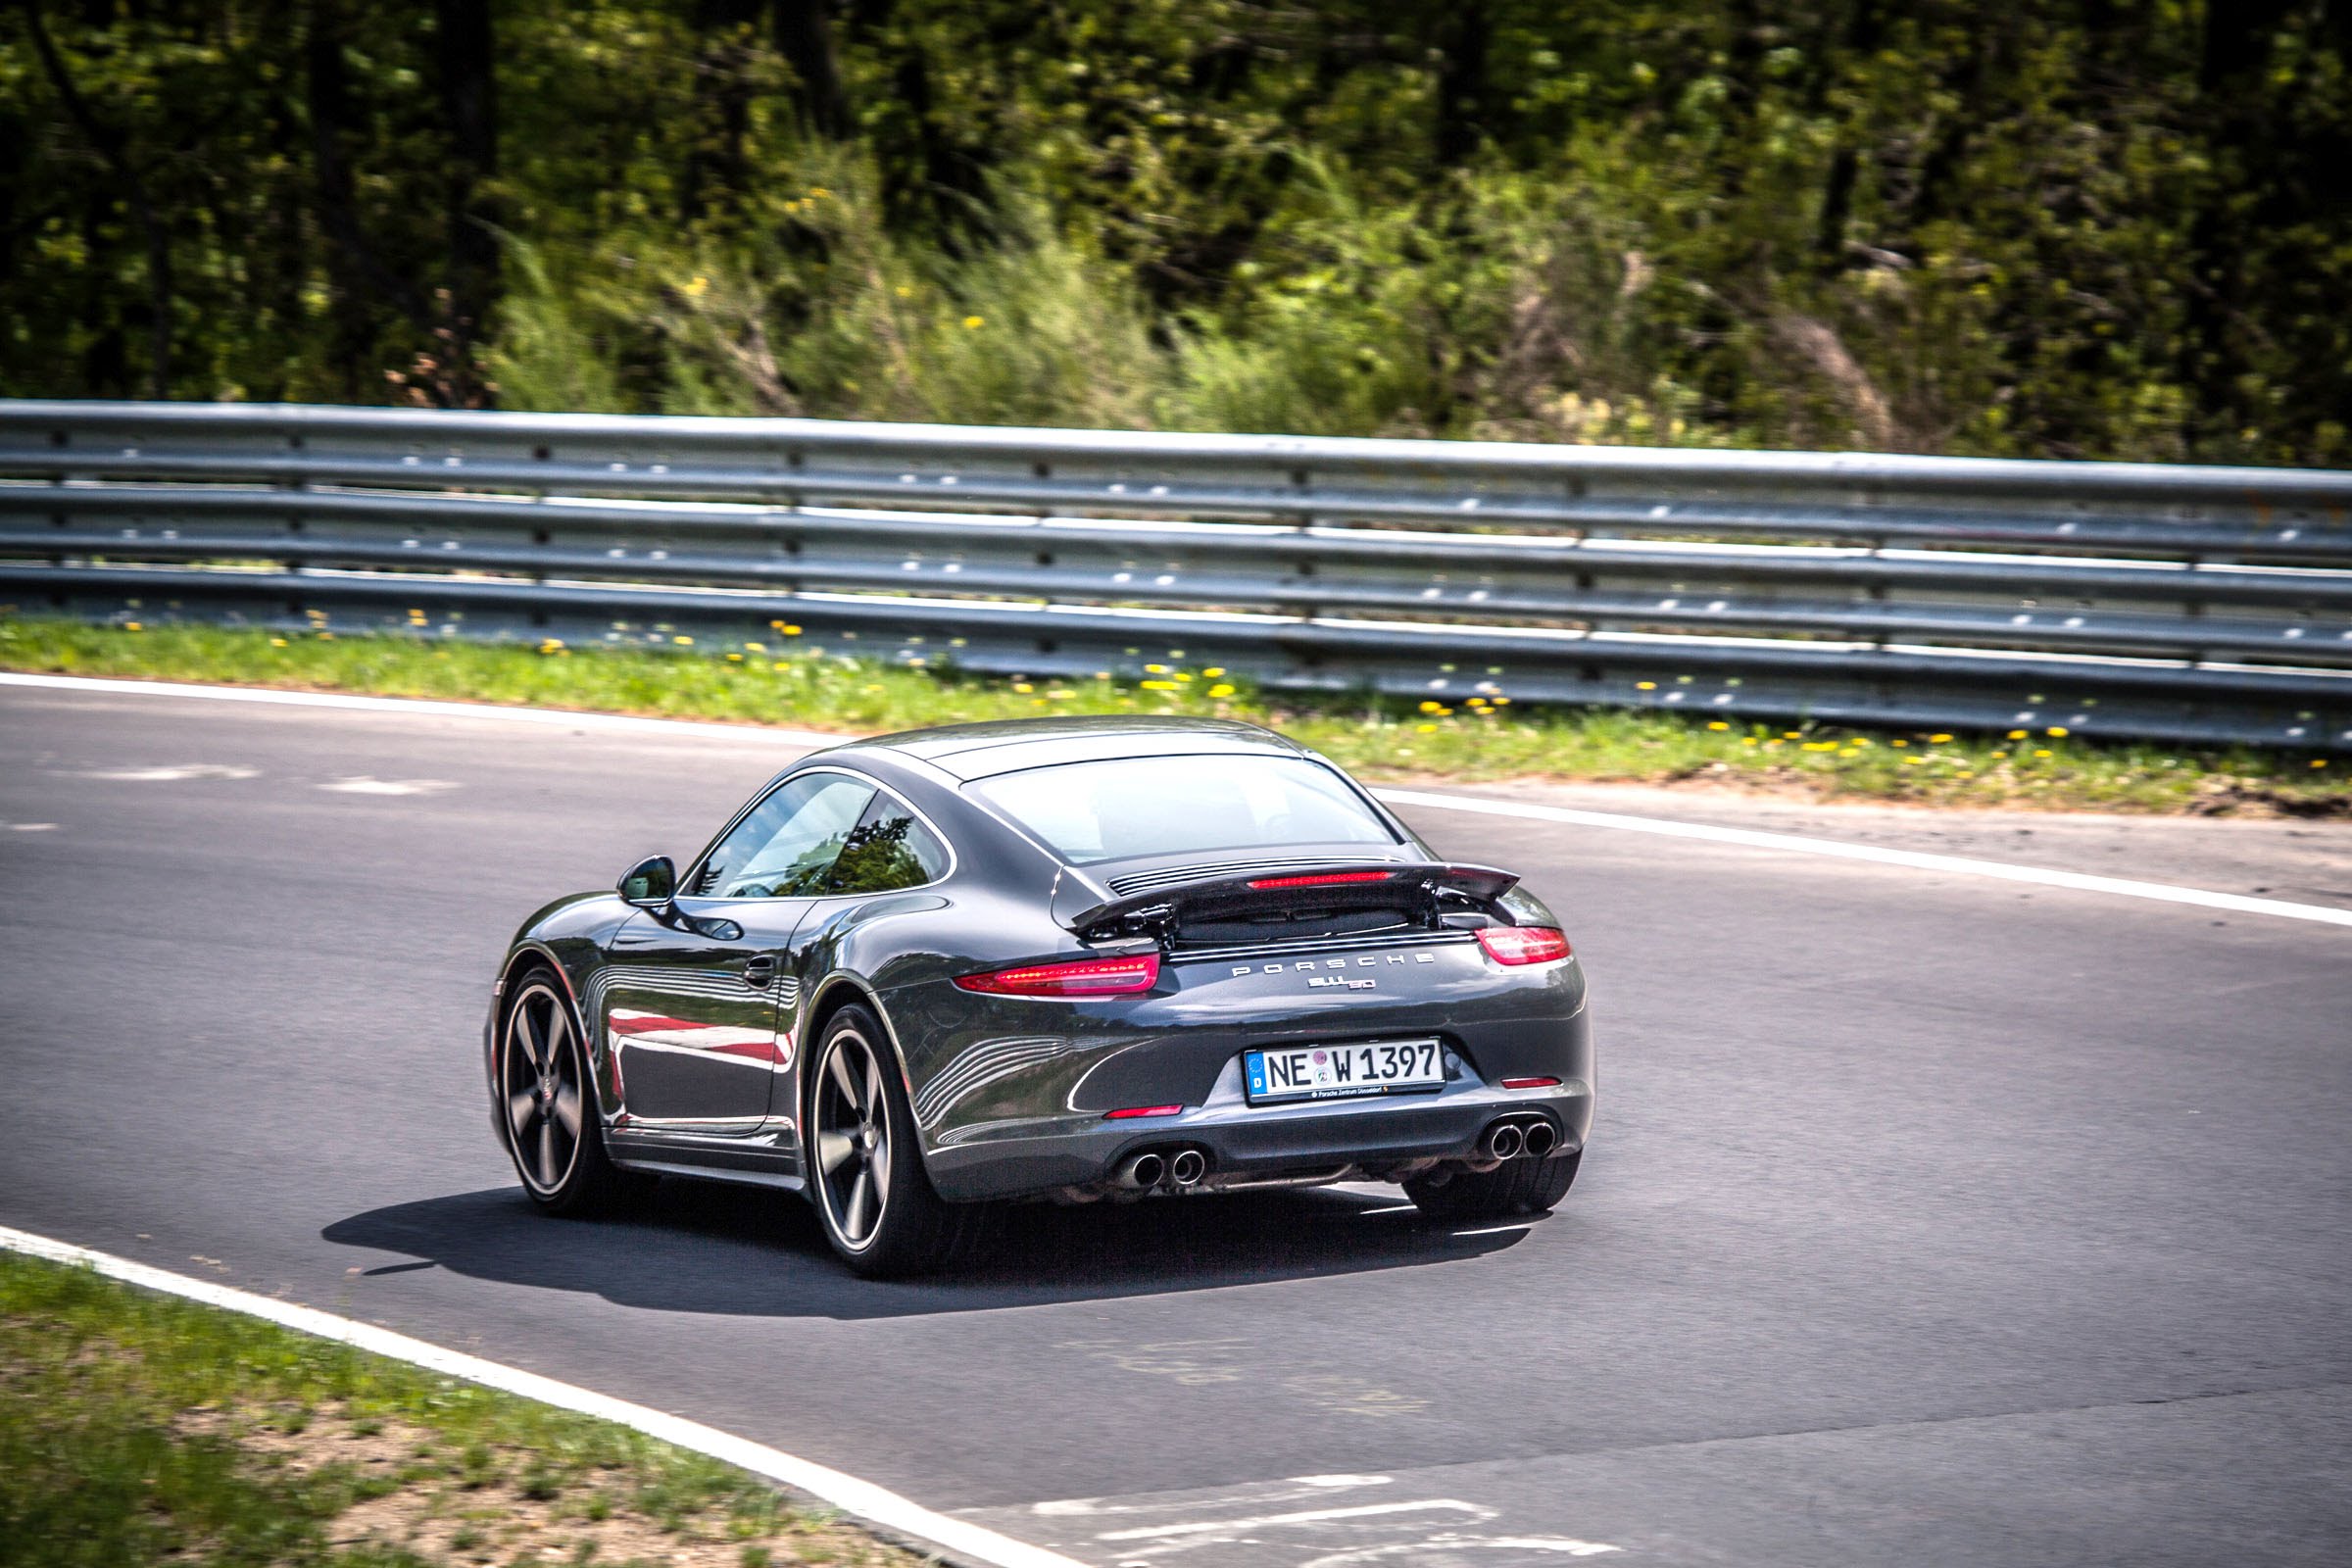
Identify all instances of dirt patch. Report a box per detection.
[178,1404,917,1566]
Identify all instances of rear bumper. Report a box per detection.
[922,1030,1594,1202]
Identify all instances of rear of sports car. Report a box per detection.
[879,838,1595,1218]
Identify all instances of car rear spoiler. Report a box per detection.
[1056,860,1520,938]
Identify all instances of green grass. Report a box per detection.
[0,1251,922,1568]
[1,615,2344,816]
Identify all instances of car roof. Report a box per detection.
[832,715,1314,783]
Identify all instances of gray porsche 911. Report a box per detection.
[486,716,1594,1275]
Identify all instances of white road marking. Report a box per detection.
[0,671,840,747]
[0,1224,1089,1568]
[4,821,58,831]
[317,776,460,796]
[1298,1536,1620,1565]
[1355,1203,1418,1216]
[1098,1498,1487,1541]
[11,670,2345,929]
[1032,1475,1393,1517]
[81,762,260,782]
[1450,1222,1537,1237]
[1375,785,2352,930]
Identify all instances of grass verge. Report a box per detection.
[1,615,2343,817]
[0,1250,926,1568]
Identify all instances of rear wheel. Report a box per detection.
[1405,1148,1582,1223]
[500,971,625,1216]
[806,1004,992,1277]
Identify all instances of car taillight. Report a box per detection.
[1103,1103,1184,1119]
[1500,1075,1562,1090]
[1245,870,1396,890]
[1476,925,1571,965]
[954,953,1161,997]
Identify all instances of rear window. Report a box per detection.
[970,754,1399,865]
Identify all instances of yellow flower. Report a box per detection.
[2314,759,2329,768]
[1929,733,1953,743]
[123,621,143,631]
[1202,666,1225,678]
[745,641,765,653]
[673,635,693,645]
[963,315,985,329]
[2046,725,2069,738]
[782,624,802,636]
[317,631,334,640]
[2034,748,2053,758]
[269,637,287,647]
[1707,720,1729,730]
[1637,681,1657,691]
[1784,730,1801,739]
[1208,683,1236,698]
[682,275,710,298]
[2007,729,2028,739]
[1142,679,1177,691]
[1992,750,2008,759]
[1492,697,1510,706]
[726,653,743,662]
[1416,723,1438,734]
[1891,739,1907,747]
[1011,682,1034,694]
[1146,663,1168,674]
[895,285,912,299]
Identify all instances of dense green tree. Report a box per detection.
[1,0,2345,463]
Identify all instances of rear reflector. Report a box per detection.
[1245,869,1396,890]
[1103,1103,1184,1119]
[1500,1075,1562,1090]
[1476,925,1572,965]
[954,953,1161,997]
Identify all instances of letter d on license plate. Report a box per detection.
[1244,1039,1445,1104]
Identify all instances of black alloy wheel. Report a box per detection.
[806,1004,993,1276]
[501,971,623,1214]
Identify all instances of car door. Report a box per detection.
[600,770,878,1131]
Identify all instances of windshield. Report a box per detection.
[970,754,1400,865]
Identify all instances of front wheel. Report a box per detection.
[499,970,625,1216]
[1405,1149,1582,1223]
[806,1004,992,1277]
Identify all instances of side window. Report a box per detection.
[825,791,952,895]
[694,773,876,898]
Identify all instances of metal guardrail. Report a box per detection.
[3,400,2350,749]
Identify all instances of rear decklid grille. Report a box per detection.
[1105,855,1398,897]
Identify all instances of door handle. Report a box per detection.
[740,955,776,989]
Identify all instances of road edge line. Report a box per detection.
[8,668,2346,930]
[0,1222,1089,1568]
[1372,786,2352,929]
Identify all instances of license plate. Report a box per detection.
[1244,1039,1445,1104]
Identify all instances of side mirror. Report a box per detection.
[618,855,677,908]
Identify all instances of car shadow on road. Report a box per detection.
[320,1178,1540,1319]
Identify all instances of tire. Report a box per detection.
[1405,1148,1582,1223]
[805,1004,993,1278]
[498,968,627,1216]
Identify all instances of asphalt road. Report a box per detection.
[4,682,2349,1567]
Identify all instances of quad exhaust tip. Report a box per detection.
[1169,1149,1206,1187]
[1485,1122,1525,1161]
[1522,1120,1558,1158]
